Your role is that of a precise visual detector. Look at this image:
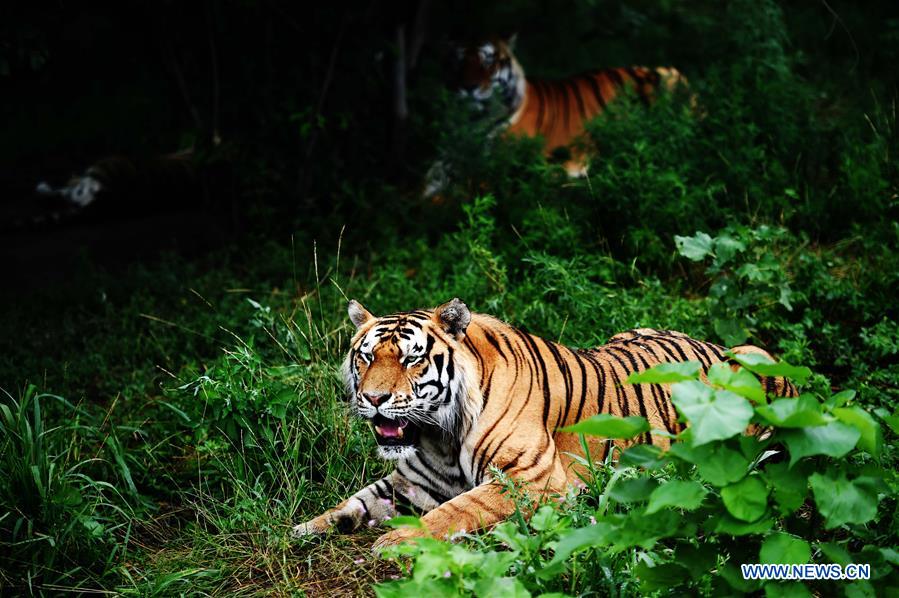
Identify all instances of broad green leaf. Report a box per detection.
[667,439,701,462]
[671,381,753,446]
[646,480,708,514]
[809,471,879,528]
[756,395,828,428]
[562,414,649,439]
[832,406,883,458]
[604,509,684,552]
[880,547,899,566]
[626,361,701,384]
[714,318,749,346]
[760,533,810,565]
[764,581,812,598]
[473,577,531,598]
[384,516,425,530]
[669,442,750,486]
[713,514,774,536]
[674,542,718,580]
[607,477,658,504]
[719,562,761,592]
[879,409,899,435]
[818,542,853,567]
[843,581,876,598]
[530,505,559,531]
[721,476,769,522]
[763,461,809,515]
[824,389,855,410]
[618,444,667,469]
[726,352,811,385]
[707,362,766,403]
[675,231,714,261]
[695,446,750,486]
[545,523,613,569]
[634,562,690,593]
[714,235,747,263]
[782,422,861,467]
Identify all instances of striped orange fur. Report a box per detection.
[452,35,686,176]
[293,299,796,548]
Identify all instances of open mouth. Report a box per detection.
[371,414,420,447]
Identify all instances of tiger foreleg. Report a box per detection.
[373,443,568,549]
[293,471,420,538]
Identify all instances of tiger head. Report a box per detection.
[343,298,479,460]
[448,34,526,115]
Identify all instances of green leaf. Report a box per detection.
[756,395,828,428]
[721,476,769,522]
[604,509,684,552]
[625,361,701,384]
[760,533,810,565]
[607,477,658,503]
[764,581,811,598]
[713,514,774,536]
[668,440,749,486]
[618,444,667,469]
[545,523,613,569]
[879,409,899,435]
[695,445,750,486]
[824,389,855,410]
[530,505,559,532]
[880,547,899,566]
[843,581,876,598]
[562,414,649,439]
[674,542,718,580]
[832,406,883,458]
[714,318,749,346]
[782,422,861,467]
[719,562,761,592]
[675,231,714,261]
[646,481,708,514]
[763,462,809,515]
[384,516,425,530]
[818,542,853,567]
[726,352,811,385]
[714,235,747,263]
[809,471,879,528]
[634,562,690,593]
[707,363,765,403]
[671,381,753,446]
[473,577,531,598]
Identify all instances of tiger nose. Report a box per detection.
[363,391,390,406]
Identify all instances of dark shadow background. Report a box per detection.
[4,1,896,295]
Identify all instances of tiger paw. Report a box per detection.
[291,515,333,538]
[372,527,424,551]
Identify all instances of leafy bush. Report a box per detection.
[375,357,897,597]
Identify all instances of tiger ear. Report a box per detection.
[348,300,375,328]
[502,32,518,50]
[434,298,471,338]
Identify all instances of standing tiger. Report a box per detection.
[423,35,687,197]
[293,299,797,549]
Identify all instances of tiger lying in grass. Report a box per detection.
[424,35,689,197]
[294,299,796,549]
